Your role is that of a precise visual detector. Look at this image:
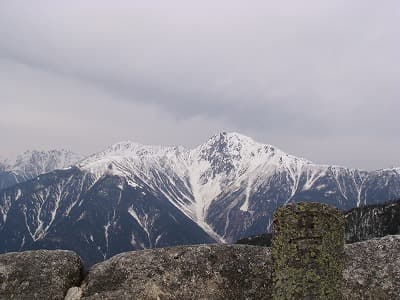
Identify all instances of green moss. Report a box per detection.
[272,202,345,300]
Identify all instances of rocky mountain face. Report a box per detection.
[0,150,81,190]
[1,132,400,266]
[0,168,214,266]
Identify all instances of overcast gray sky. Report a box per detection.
[0,0,399,170]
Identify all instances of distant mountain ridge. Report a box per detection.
[1,132,400,265]
[0,149,81,190]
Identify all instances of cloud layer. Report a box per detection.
[0,0,399,169]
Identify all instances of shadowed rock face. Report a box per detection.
[272,202,345,300]
[80,244,273,300]
[0,250,83,300]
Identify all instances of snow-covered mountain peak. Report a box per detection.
[105,140,166,153]
[198,132,264,159]
[193,132,312,176]
[197,132,268,157]
[75,132,324,233]
[2,136,400,264]
[83,140,188,159]
[0,157,11,172]
[15,149,80,163]
[11,149,82,179]
[78,140,190,180]
[77,132,316,183]
[203,131,257,146]
[0,149,82,190]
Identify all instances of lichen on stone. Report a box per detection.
[272,202,345,300]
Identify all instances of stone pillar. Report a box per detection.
[272,202,345,300]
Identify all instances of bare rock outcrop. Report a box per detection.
[80,244,272,300]
[0,250,83,300]
[343,235,400,299]
[0,236,399,299]
[79,236,400,299]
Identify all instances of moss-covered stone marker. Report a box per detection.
[272,202,345,299]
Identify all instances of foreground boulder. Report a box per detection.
[80,244,272,300]
[80,236,400,299]
[1,236,399,299]
[343,235,400,299]
[0,250,83,300]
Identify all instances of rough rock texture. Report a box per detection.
[78,236,399,300]
[272,202,345,299]
[0,250,83,300]
[343,235,400,300]
[0,236,398,299]
[65,287,83,300]
[80,244,272,300]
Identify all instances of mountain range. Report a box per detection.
[1,132,400,266]
[0,150,81,190]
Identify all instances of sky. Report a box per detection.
[0,0,399,170]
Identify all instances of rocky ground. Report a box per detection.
[0,236,399,299]
[0,250,82,300]
[343,235,400,299]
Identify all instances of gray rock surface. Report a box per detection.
[343,235,400,299]
[1,236,399,299]
[80,236,400,300]
[0,250,83,300]
[65,287,83,300]
[80,244,272,300]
